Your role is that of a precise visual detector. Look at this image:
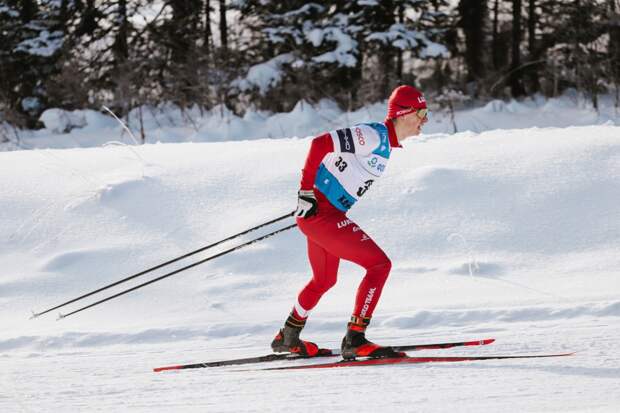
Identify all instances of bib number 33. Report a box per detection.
[335,156,348,172]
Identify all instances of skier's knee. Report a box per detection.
[369,257,391,280]
[308,273,337,294]
[317,275,338,292]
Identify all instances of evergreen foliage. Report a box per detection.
[0,0,617,128]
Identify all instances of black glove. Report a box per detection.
[296,190,318,218]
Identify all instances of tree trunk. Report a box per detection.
[59,0,69,33]
[527,0,540,93]
[17,0,39,128]
[379,0,396,98]
[572,0,584,97]
[510,0,526,97]
[205,0,212,54]
[113,0,129,63]
[396,3,404,82]
[76,0,98,38]
[170,1,201,65]
[112,0,130,116]
[219,0,228,51]
[169,1,202,106]
[19,0,37,22]
[609,0,620,108]
[492,0,501,70]
[458,0,487,94]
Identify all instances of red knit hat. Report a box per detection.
[386,85,427,120]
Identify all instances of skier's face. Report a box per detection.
[399,109,427,141]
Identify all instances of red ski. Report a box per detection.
[261,353,576,371]
[153,338,495,372]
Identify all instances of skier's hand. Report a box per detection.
[296,190,318,218]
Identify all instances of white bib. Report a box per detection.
[314,122,392,211]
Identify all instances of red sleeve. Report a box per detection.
[300,133,334,190]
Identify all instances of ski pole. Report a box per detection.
[57,223,297,320]
[31,212,294,319]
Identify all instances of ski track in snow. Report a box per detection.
[1,124,620,411]
[1,319,619,412]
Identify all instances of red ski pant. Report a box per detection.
[295,195,391,320]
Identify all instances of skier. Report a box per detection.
[271,85,428,360]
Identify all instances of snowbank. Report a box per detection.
[1,91,618,152]
[1,124,619,412]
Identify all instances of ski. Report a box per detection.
[393,338,494,352]
[261,353,576,371]
[153,349,333,372]
[153,338,494,372]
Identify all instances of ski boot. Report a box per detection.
[341,316,406,360]
[271,312,321,357]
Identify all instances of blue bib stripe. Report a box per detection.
[315,164,357,212]
[364,123,391,159]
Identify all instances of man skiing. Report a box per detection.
[271,85,429,360]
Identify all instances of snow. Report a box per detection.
[19,97,42,112]
[282,4,325,18]
[0,4,19,17]
[420,38,449,58]
[16,29,64,57]
[2,91,618,152]
[39,109,93,133]
[363,24,448,57]
[311,26,358,67]
[1,96,620,411]
[232,54,296,94]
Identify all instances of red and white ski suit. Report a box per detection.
[294,120,402,320]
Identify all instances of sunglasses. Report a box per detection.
[414,108,428,120]
[396,104,429,120]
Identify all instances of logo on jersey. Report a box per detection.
[337,219,353,229]
[337,196,354,210]
[336,128,355,153]
[360,287,376,317]
[354,127,365,146]
[367,157,386,173]
[357,179,374,197]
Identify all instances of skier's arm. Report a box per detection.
[296,133,334,218]
[300,133,334,190]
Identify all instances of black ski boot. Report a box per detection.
[271,312,320,357]
[340,316,405,360]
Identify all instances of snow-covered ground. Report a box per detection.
[1,99,619,411]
